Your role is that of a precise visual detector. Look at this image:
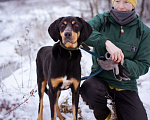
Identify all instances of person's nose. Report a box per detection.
[119,2,125,9]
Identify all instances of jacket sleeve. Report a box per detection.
[123,25,150,80]
[85,14,109,49]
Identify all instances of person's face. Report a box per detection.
[113,0,134,12]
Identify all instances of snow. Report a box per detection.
[0,0,150,120]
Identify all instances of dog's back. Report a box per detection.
[36,46,52,82]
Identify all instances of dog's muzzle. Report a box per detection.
[64,31,73,44]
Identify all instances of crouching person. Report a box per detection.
[80,0,150,119]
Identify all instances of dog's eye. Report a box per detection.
[74,24,78,27]
[61,24,65,27]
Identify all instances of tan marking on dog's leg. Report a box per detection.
[51,93,57,120]
[51,78,63,88]
[70,78,79,120]
[37,78,47,120]
[56,90,65,120]
[51,78,63,120]
[53,102,57,120]
[70,78,80,91]
[72,104,77,120]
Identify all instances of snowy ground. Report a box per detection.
[0,0,150,120]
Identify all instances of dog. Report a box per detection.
[36,16,92,120]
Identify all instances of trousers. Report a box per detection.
[80,77,148,120]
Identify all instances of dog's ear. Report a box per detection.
[48,17,64,42]
[76,17,92,42]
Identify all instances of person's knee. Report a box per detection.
[80,78,96,97]
[80,79,97,107]
[80,77,108,110]
[80,77,108,96]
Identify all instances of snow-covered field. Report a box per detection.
[0,0,150,119]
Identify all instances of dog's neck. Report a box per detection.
[59,42,79,51]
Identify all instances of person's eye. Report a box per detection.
[115,0,120,4]
[125,1,129,3]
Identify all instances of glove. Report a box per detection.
[113,62,131,81]
[97,58,131,81]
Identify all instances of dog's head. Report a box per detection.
[48,16,92,48]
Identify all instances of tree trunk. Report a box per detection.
[89,1,94,18]
[108,0,112,9]
[140,0,145,19]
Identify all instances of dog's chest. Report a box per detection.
[61,50,73,60]
[50,46,81,89]
[60,76,73,90]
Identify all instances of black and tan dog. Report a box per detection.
[36,16,92,120]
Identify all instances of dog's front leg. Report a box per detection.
[37,78,47,120]
[71,79,80,120]
[72,86,80,120]
[48,88,57,120]
[56,90,65,120]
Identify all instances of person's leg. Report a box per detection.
[115,90,148,120]
[80,77,110,120]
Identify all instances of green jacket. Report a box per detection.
[85,11,150,93]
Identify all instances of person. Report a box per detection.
[80,0,150,120]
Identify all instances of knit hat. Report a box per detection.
[112,0,137,8]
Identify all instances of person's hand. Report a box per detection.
[97,58,131,81]
[105,40,124,63]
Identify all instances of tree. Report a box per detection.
[140,0,145,19]
[142,0,150,22]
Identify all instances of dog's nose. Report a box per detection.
[64,31,72,37]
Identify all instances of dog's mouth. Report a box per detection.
[64,38,77,44]
[63,39,78,48]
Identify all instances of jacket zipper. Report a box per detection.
[119,26,124,38]
[121,26,124,33]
